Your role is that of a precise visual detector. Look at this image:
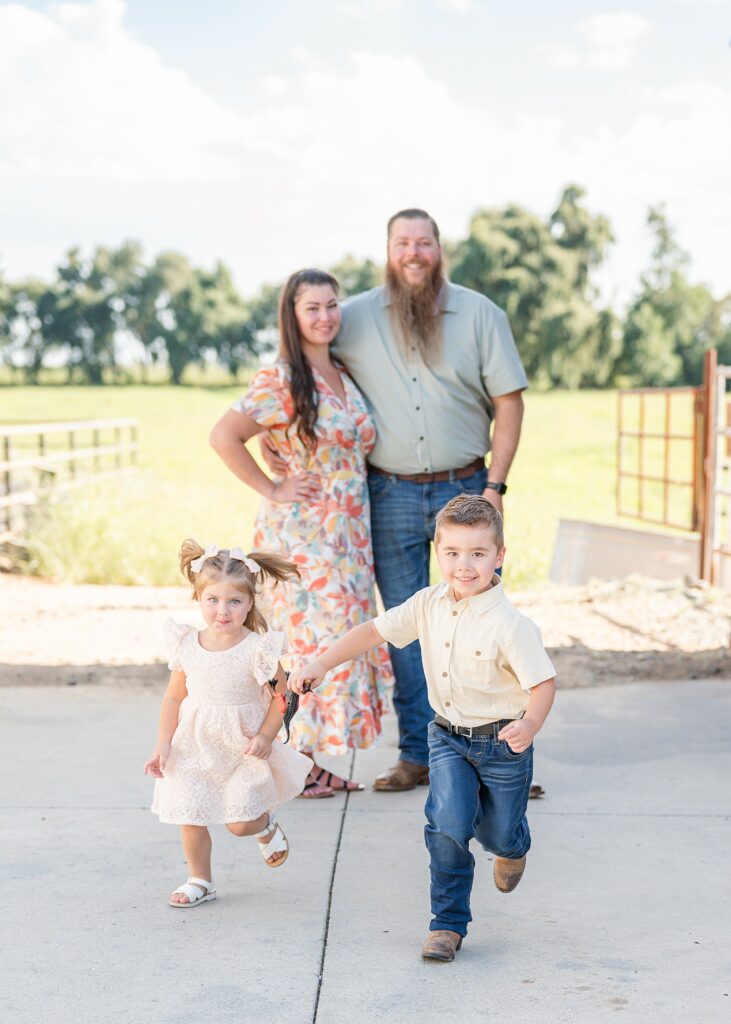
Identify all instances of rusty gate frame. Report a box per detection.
[617,349,731,583]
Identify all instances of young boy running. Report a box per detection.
[289,494,556,962]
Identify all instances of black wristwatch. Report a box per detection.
[484,480,508,495]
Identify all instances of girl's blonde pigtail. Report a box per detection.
[248,550,301,588]
[179,538,205,586]
[244,550,300,634]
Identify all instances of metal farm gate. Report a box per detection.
[617,349,731,584]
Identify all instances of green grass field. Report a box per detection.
[1,384,682,590]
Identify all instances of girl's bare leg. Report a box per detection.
[171,825,212,903]
[226,814,286,866]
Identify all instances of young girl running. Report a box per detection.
[144,540,312,908]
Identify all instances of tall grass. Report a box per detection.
[1,384,662,590]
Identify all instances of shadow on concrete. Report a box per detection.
[2,645,730,690]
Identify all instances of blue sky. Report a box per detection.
[1,0,729,305]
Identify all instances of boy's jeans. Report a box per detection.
[367,466,488,767]
[425,720,533,937]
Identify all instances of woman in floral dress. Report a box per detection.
[210,269,392,797]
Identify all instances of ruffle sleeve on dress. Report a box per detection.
[252,630,288,686]
[232,364,291,430]
[164,619,193,672]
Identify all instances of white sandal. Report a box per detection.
[254,815,289,868]
[168,876,216,908]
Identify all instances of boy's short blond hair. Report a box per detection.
[434,493,504,549]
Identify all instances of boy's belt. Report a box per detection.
[434,714,518,739]
[368,456,485,485]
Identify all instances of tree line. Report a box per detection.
[1,185,729,388]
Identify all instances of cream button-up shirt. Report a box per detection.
[373,578,556,727]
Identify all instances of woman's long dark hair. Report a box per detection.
[278,268,340,452]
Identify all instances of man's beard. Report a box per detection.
[386,257,446,365]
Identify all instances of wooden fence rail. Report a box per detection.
[0,418,139,543]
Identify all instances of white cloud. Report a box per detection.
[0,0,268,182]
[1,1,728,308]
[435,0,474,12]
[548,12,653,71]
[336,0,402,17]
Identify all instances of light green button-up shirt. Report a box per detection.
[333,283,528,475]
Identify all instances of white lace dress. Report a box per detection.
[151,621,312,825]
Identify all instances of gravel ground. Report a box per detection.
[2,573,729,687]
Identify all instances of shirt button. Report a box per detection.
[445,700,451,707]
[419,435,424,440]
[441,672,448,677]
[445,641,450,647]
[412,377,417,382]
[475,650,481,656]
[415,406,420,411]
[452,611,458,617]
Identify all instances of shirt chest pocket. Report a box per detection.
[464,642,499,679]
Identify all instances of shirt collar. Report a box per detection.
[436,575,505,613]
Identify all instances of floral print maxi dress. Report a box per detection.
[234,361,393,756]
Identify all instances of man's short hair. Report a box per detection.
[387,208,441,244]
[435,493,504,549]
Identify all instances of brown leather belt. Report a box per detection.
[368,456,485,485]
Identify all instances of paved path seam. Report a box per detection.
[312,749,355,1023]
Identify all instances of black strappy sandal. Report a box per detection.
[310,765,365,792]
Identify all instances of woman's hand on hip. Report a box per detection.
[258,434,289,475]
[270,473,319,504]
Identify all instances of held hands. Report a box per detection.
[497,718,536,754]
[288,660,326,694]
[245,733,273,759]
[270,472,320,504]
[143,742,171,778]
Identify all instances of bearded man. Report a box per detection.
[332,208,528,791]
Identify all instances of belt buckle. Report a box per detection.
[458,724,473,738]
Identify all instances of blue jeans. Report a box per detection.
[424,720,533,937]
[368,466,488,767]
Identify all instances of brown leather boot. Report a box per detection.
[421,930,463,962]
[373,760,430,792]
[494,855,526,892]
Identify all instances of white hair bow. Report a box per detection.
[190,544,260,575]
[190,543,219,574]
[229,548,260,574]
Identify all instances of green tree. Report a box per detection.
[329,254,382,297]
[617,207,724,386]
[449,186,618,387]
[130,253,255,384]
[203,262,257,378]
[4,279,59,383]
[46,246,134,384]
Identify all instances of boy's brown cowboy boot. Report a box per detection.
[494,855,526,892]
[421,930,463,962]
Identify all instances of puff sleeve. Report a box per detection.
[252,630,288,686]
[164,619,192,672]
[232,364,291,430]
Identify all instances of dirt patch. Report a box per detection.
[2,573,730,688]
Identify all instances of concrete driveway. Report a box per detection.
[1,677,729,1024]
